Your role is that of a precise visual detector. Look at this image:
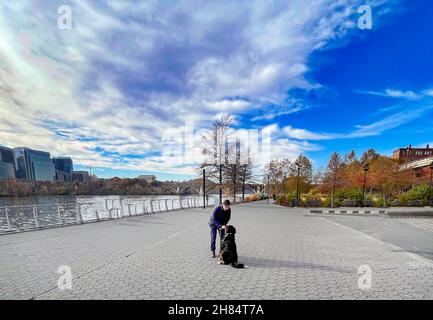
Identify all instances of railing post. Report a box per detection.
[180,199,183,210]
[33,205,40,229]
[165,199,169,212]
[158,200,162,212]
[150,200,154,214]
[172,199,175,211]
[193,197,197,208]
[5,207,12,231]
[120,200,125,218]
[76,204,83,224]
[95,208,100,222]
[127,203,132,217]
[143,201,147,215]
[57,204,63,226]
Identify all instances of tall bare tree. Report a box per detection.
[201,114,234,204]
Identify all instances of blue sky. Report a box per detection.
[1,0,432,181]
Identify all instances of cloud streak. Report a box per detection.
[0,0,396,177]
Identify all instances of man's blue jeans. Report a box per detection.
[210,225,225,252]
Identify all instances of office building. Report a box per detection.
[14,148,55,182]
[0,146,16,180]
[52,157,74,182]
[72,171,91,183]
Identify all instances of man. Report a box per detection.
[208,199,231,258]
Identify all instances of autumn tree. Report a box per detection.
[285,154,313,199]
[263,158,291,194]
[326,152,343,207]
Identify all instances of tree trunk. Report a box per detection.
[242,178,245,201]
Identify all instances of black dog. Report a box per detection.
[218,225,246,268]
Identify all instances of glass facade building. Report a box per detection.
[52,157,74,182]
[14,148,55,182]
[0,146,16,180]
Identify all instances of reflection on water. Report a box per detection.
[0,194,218,233]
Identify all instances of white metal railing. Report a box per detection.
[0,196,217,235]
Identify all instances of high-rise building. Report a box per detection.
[0,146,16,180]
[72,171,91,183]
[52,157,74,182]
[14,148,55,182]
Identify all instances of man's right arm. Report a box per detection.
[211,207,222,228]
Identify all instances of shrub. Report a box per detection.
[398,184,429,206]
[300,195,322,207]
[391,199,401,207]
[334,188,363,206]
[244,193,262,202]
[374,197,388,208]
[341,199,357,207]
[323,196,341,208]
[362,198,374,207]
[408,199,424,207]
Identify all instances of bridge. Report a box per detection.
[159,180,265,195]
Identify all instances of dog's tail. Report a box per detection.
[230,262,245,269]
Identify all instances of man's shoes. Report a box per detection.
[211,251,216,258]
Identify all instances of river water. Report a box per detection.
[0,194,219,233]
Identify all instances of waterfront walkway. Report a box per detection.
[1,201,433,300]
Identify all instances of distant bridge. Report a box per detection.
[159,181,265,195]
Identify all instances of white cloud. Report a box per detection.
[283,126,334,140]
[358,89,420,100]
[0,0,394,177]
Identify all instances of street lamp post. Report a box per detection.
[428,162,433,207]
[202,169,206,209]
[362,163,369,208]
[295,164,301,207]
[267,175,270,204]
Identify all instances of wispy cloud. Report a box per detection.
[0,0,395,177]
[357,89,420,100]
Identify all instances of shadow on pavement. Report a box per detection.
[238,256,353,273]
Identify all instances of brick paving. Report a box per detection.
[1,201,433,300]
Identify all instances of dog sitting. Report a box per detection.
[218,225,246,268]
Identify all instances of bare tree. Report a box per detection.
[238,153,254,201]
[263,158,291,194]
[201,114,234,204]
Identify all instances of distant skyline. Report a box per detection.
[1,1,432,180]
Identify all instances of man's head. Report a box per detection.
[222,199,231,211]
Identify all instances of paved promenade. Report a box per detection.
[1,201,433,300]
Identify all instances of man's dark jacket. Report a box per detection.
[208,205,231,228]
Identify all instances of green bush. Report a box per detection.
[398,184,430,206]
[374,197,389,208]
[408,199,425,207]
[300,195,323,207]
[341,199,357,207]
[334,188,363,206]
[391,199,401,207]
